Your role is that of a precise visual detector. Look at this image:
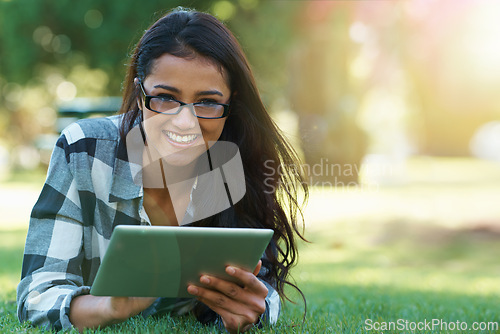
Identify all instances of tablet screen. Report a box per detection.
[90,225,273,298]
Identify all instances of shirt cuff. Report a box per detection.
[59,286,91,330]
[261,280,281,325]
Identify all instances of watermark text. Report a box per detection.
[365,318,499,332]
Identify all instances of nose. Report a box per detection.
[171,104,198,130]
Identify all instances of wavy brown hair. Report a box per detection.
[119,7,308,313]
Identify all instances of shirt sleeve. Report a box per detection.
[257,279,281,326]
[256,243,281,326]
[16,133,89,331]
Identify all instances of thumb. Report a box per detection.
[253,260,262,276]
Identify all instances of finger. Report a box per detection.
[226,266,268,297]
[253,260,262,277]
[187,284,246,315]
[195,275,266,316]
[187,285,261,325]
[199,274,245,301]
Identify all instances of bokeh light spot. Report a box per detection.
[212,1,236,21]
[349,22,369,44]
[32,26,52,45]
[56,81,77,101]
[84,9,103,29]
[3,82,22,103]
[52,35,71,54]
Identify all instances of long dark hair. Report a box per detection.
[119,7,308,309]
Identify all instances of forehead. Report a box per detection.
[147,53,230,92]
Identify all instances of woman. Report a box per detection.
[17,7,307,333]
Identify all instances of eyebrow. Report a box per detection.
[153,84,224,97]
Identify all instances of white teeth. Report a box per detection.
[164,131,197,144]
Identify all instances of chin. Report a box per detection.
[162,155,199,167]
[158,145,206,167]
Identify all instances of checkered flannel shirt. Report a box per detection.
[16,115,280,331]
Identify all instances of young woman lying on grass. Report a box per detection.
[17,7,307,333]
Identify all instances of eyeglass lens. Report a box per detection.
[149,97,224,118]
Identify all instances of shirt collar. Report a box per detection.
[109,124,143,202]
[107,121,201,204]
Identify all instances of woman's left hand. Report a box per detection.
[187,260,268,333]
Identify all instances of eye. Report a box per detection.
[156,94,176,101]
[198,99,218,105]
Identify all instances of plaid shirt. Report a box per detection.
[16,115,280,331]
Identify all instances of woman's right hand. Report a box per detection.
[70,295,157,331]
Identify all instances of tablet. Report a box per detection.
[90,225,274,298]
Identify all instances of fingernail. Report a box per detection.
[200,276,210,284]
[227,266,236,275]
[188,285,199,295]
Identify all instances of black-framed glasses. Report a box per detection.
[138,82,230,119]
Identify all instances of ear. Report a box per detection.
[134,77,140,86]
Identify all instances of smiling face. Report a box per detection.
[139,53,230,167]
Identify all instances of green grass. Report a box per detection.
[0,167,48,187]
[1,224,500,333]
[2,158,500,333]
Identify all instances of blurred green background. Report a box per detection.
[1,0,500,332]
[1,0,500,178]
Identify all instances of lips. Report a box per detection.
[162,130,200,144]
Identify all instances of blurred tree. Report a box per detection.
[0,0,213,92]
[0,0,300,97]
[226,0,301,106]
[400,1,500,156]
[0,0,302,168]
[289,2,367,184]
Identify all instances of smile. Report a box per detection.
[162,130,199,144]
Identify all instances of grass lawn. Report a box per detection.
[1,158,500,333]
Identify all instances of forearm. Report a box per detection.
[69,295,125,331]
[69,295,156,331]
